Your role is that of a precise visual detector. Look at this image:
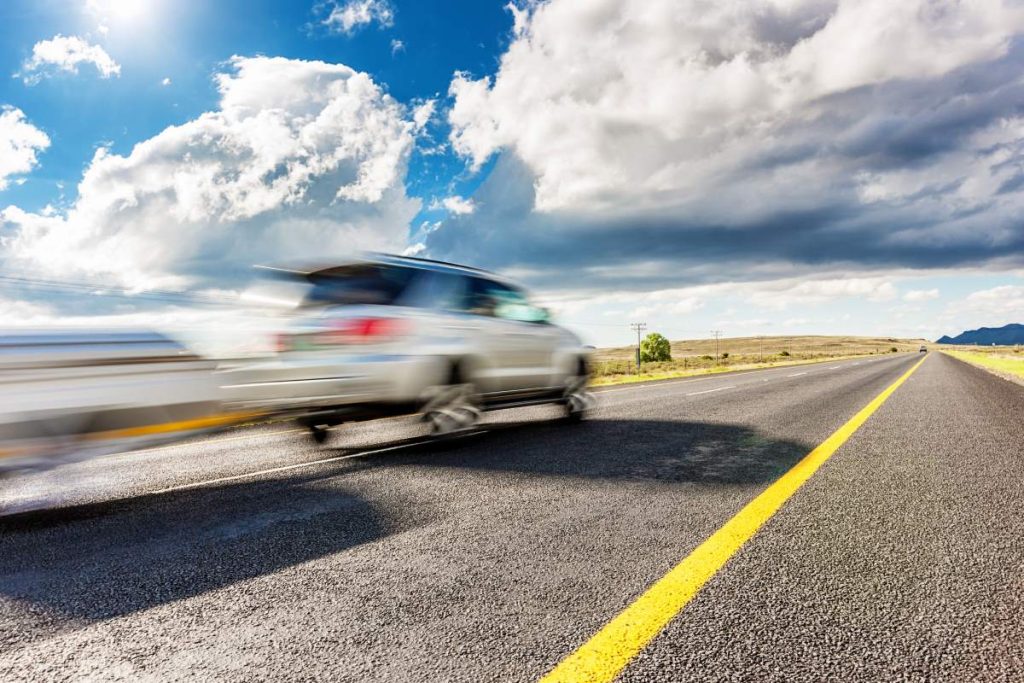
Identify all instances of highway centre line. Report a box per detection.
[686,386,733,396]
[539,354,929,683]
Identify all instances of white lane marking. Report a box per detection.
[597,375,724,394]
[148,435,462,495]
[687,386,733,396]
[788,372,807,377]
[829,366,840,370]
[597,354,882,396]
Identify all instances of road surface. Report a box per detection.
[2,352,1022,681]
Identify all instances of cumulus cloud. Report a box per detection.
[429,0,1024,296]
[938,284,1024,334]
[411,99,435,132]
[19,34,120,84]
[0,106,50,190]
[322,0,394,34]
[2,56,420,292]
[432,195,475,215]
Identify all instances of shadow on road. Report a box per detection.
[330,415,813,486]
[0,414,810,640]
[0,473,421,637]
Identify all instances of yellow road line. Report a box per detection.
[81,411,266,441]
[540,354,928,683]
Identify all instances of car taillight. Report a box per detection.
[319,317,408,345]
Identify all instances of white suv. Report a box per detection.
[223,255,593,441]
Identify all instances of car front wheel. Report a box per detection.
[562,362,593,422]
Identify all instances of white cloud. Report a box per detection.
[20,34,121,84]
[411,99,435,132]
[323,0,394,35]
[2,56,420,291]
[747,277,898,309]
[439,195,475,215]
[448,0,1024,212]
[161,77,171,86]
[628,296,704,319]
[0,106,50,190]
[903,288,939,302]
[391,39,405,56]
[939,284,1024,333]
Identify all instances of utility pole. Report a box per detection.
[711,330,722,363]
[630,322,647,373]
[758,335,764,363]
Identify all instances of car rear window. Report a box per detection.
[301,264,418,307]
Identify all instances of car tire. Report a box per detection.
[562,359,592,423]
[309,423,330,444]
[422,362,481,437]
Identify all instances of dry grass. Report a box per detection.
[943,348,1024,383]
[592,334,931,385]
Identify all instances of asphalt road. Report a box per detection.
[1,352,1022,681]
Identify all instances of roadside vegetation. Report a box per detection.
[942,347,1024,384]
[591,335,930,386]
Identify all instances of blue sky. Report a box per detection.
[0,0,506,218]
[2,0,1024,349]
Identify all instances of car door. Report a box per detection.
[469,278,560,393]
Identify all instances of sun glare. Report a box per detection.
[86,0,158,28]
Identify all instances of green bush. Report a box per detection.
[779,350,790,357]
[721,352,729,359]
[700,354,714,361]
[640,332,672,362]
[890,346,898,352]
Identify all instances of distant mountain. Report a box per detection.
[937,323,1024,345]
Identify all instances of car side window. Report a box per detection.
[464,277,501,317]
[404,270,467,311]
[465,278,547,323]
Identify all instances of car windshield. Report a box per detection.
[300,264,418,307]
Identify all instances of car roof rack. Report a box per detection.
[373,253,494,275]
[256,253,513,284]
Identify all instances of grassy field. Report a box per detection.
[942,347,1024,383]
[592,335,932,386]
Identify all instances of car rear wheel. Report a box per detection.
[422,363,481,436]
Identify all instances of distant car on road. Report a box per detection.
[223,254,593,441]
[919,345,928,352]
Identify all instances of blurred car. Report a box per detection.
[0,330,231,474]
[222,254,593,441]
[919,345,927,352]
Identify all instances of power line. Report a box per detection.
[0,274,235,308]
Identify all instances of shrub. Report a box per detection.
[640,332,672,362]
[890,346,898,352]
[721,352,729,359]
[779,350,790,357]
[700,354,714,361]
